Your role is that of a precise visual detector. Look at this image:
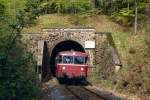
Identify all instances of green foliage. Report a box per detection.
[144,21,150,57]
[36,0,92,14]
[0,1,5,15]
[96,0,148,26]
[24,0,148,26]
[112,2,148,26]
[25,0,41,17]
[0,52,38,100]
[96,0,127,14]
[0,0,39,100]
[111,8,135,26]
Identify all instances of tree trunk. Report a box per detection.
[134,2,138,34]
[128,0,130,13]
[91,0,96,8]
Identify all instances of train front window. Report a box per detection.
[74,56,85,64]
[56,55,62,63]
[63,56,73,64]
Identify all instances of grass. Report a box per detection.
[112,32,130,67]
[111,32,145,68]
[23,13,124,33]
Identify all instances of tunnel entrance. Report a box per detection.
[50,40,85,76]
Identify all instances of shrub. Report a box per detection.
[0,50,39,100]
[0,3,5,15]
[0,1,39,99]
[111,8,135,26]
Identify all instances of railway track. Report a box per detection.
[65,86,107,100]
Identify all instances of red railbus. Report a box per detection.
[55,51,88,80]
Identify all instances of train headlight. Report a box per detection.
[81,67,84,71]
[62,66,66,70]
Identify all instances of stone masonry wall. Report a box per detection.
[22,28,118,81]
[95,32,116,80]
[23,28,95,66]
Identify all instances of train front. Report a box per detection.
[55,51,88,80]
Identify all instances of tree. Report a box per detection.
[134,0,138,34]
[0,1,39,99]
[91,0,96,8]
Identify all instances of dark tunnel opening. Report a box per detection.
[50,40,85,76]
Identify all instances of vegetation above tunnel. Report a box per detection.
[24,0,148,27]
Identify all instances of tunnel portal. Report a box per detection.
[50,40,85,76]
[24,28,111,82]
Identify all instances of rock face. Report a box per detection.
[22,28,119,81]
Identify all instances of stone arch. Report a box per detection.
[49,40,85,76]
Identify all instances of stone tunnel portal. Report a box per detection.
[50,40,85,76]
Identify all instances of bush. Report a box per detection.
[0,50,39,100]
[0,1,39,99]
[111,8,135,26]
[0,3,5,15]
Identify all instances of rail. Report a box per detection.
[65,86,107,100]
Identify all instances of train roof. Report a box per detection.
[58,51,88,56]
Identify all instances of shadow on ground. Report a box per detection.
[57,77,91,86]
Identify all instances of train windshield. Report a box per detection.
[74,56,85,64]
[62,56,86,64]
[63,56,73,64]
